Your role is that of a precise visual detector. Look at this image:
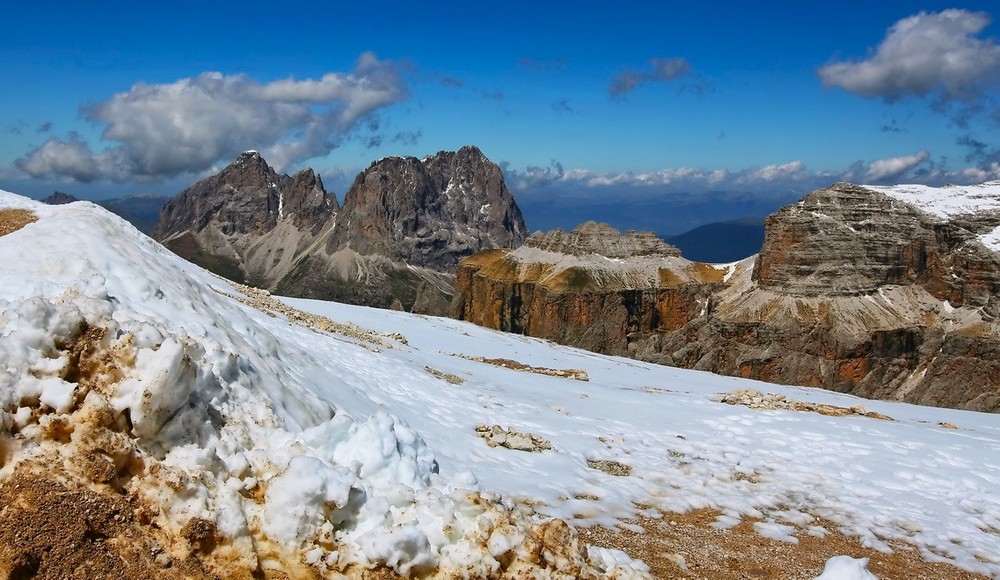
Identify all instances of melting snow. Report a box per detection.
[2,189,1000,577]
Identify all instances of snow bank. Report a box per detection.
[865,180,1000,220]
[0,190,646,578]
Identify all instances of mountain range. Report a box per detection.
[41,191,171,235]
[152,147,526,314]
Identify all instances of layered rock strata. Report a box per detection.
[454,183,1000,412]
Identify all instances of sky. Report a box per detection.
[2,1,1000,230]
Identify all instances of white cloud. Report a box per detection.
[818,9,1000,101]
[502,151,998,201]
[739,160,806,183]
[14,134,102,182]
[863,150,930,181]
[16,52,405,182]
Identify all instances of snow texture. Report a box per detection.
[815,556,877,580]
[2,189,1000,577]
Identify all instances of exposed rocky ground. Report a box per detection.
[453,182,1000,412]
[153,147,526,315]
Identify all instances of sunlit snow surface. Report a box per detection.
[865,180,1000,252]
[2,190,1000,576]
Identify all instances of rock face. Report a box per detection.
[41,191,79,205]
[154,147,526,314]
[329,146,527,270]
[454,182,1000,412]
[452,222,725,356]
[154,151,339,287]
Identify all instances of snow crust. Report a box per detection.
[3,189,1000,576]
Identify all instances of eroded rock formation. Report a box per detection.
[154,147,526,314]
[454,182,1000,412]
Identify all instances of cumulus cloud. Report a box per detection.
[861,150,930,181]
[818,9,1000,101]
[609,57,691,98]
[16,52,405,182]
[15,133,102,182]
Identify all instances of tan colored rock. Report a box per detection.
[453,185,1000,412]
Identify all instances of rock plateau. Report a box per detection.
[453,182,1000,412]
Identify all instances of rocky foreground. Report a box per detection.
[454,182,1000,412]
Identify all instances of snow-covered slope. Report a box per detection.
[865,180,1000,251]
[864,181,1000,220]
[2,190,1000,577]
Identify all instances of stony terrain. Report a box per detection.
[453,182,1000,412]
[154,147,526,314]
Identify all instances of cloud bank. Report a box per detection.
[17,52,405,182]
[818,10,1000,102]
[504,150,996,202]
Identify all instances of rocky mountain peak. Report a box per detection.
[752,182,1000,308]
[329,146,527,271]
[153,151,338,242]
[41,191,80,205]
[525,221,682,258]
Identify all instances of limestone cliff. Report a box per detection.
[454,182,1000,412]
[452,222,725,356]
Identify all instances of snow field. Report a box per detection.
[3,189,1000,577]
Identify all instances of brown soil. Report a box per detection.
[454,354,589,381]
[0,469,213,580]
[0,209,37,237]
[579,508,988,580]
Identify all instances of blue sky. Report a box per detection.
[2,1,999,218]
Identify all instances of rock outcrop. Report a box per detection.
[154,147,526,314]
[329,146,527,270]
[452,222,725,355]
[454,182,1000,412]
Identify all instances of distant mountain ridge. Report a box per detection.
[152,146,527,314]
[666,216,765,263]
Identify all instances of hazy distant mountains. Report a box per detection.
[41,191,170,234]
[42,186,771,265]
